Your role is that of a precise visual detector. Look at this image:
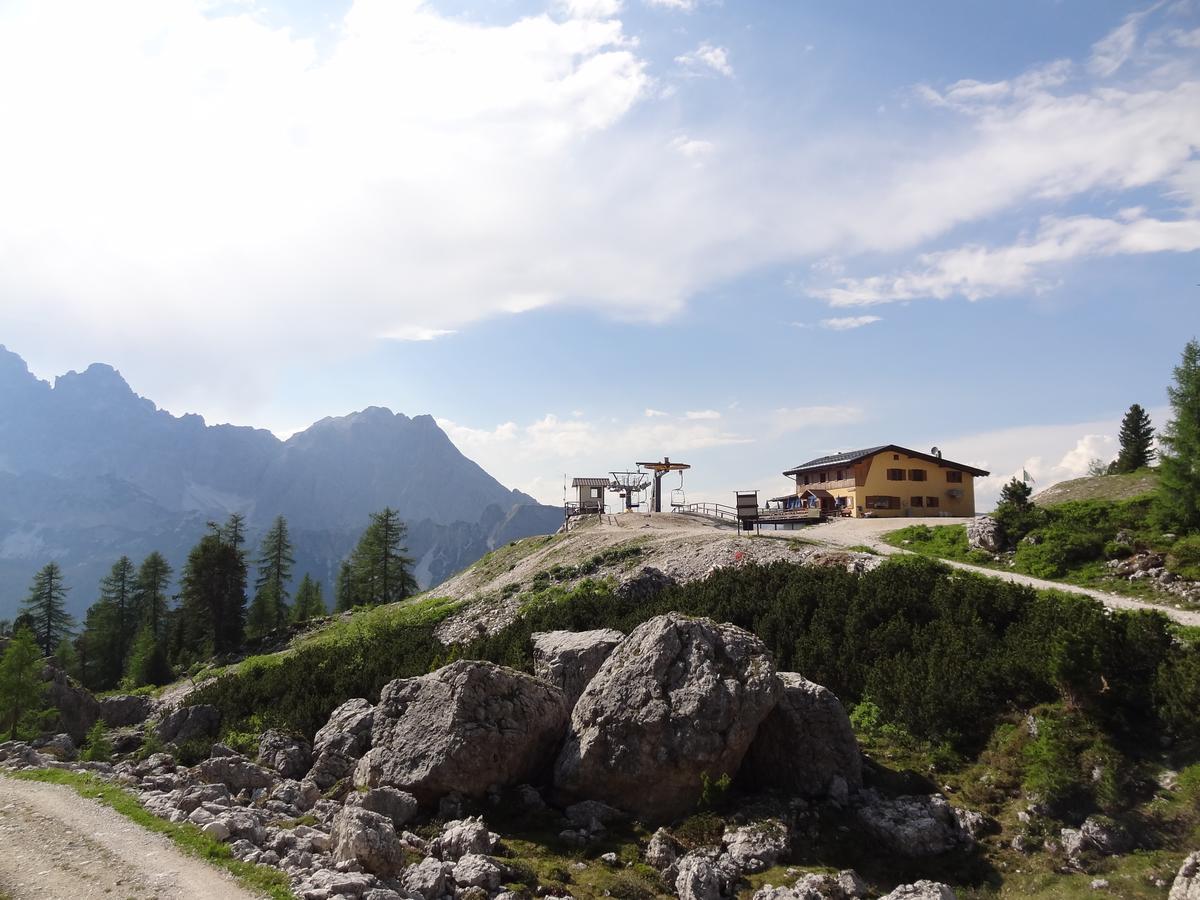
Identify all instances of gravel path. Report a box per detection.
[789,516,1200,627]
[0,774,263,900]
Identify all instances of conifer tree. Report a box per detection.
[21,562,74,657]
[247,515,294,638]
[347,508,417,607]
[0,628,44,739]
[1156,338,1200,533]
[291,574,327,623]
[99,555,138,657]
[1114,403,1155,473]
[335,560,359,612]
[177,516,248,660]
[133,551,172,640]
[124,623,172,688]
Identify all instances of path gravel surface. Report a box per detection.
[0,774,263,900]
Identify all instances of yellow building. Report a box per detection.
[780,445,989,518]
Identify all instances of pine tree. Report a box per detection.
[77,597,119,691]
[177,517,248,660]
[247,515,295,638]
[1114,403,1155,473]
[99,556,138,658]
[1156,338,1200,533]
[0,628,45,739]
[123,623,172,688]
[347,508,417,607]
[335,560,359,612]
[133,551,172,640]
[291,574,327,623]
[21,562,74,657]
[222,512,247,549]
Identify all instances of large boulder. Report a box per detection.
[99,694,154,727]
[354,661,569,804]
[306,697,375,789]
[532,629,624,710]
[966,517,1004,553]
[258,729,312,779]
[345,786,419,830]
[193,755,277,792]
[723,820,789,874]
[855,792,974,857]
[675,849,739,900]
[741,672,861,799]
[553,613,780,821]
[156,704,221,745]
[43,666,101,742]
[880,883,957,900]
[1171,851,1200,900]
[330,805,405,876]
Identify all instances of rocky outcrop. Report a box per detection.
[1171,852,1200,900]
[532,629,624,709]
[553,613,779,821]
[741,672,861,799]
[675,848,741,900]
[193,755,277,792]
[355,661,568,805]
[156,704,221,745]
[753,871,868,900]
[330,805,405,876]
[855,792,975,857]
[345,786,419,830]
[306,697,374,789]
[99,694,153,727]
[429,817,499,861]
[966,516,1004,553]
[723,820,789,874]
[1061,815,1133,864]
[880,882,957,900]
[43,666,100,742]
[258,729,312,780]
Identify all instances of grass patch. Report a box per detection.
[844,544,880,555]
[1033,470,1158,507]
[4,768,294,899]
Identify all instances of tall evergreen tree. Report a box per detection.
[99,555,138,657]
[347,508,417,607]
[222,512,247,549]
[0,628,44,739]
[177,517,248,660]
[1114,403,1156,473]
[1156,338,1200,533]
[291,574,327,623]
[133,552,173,640]
[124,623,172,688]
[335,560,359,612]
[76,599,117,690]
[21,562,74,657]
[247,515,295,638]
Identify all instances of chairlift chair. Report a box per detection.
[670,469,686,509]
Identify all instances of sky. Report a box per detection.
[1,0,1198,510]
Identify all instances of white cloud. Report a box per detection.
[670,135,715,158]
[645,0,697,10]
[675,42,733,77]
[381,326,457,341]
[816,212,1200,306]
[770,406,864,433]
[685,409,721,419]
[644,408,669,417]
[559,0,623,19]
[1089,11,1145,77]
[819,315,881,330]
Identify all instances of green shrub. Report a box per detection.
[1168,535,1200,581]
[1103,540,1134,560]
[1015,531,1105,578]
[1021,707,1128,817]
[80,720,113,762]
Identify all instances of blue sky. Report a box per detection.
[0,0,1197,509]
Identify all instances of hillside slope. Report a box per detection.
[1031,470,1158,506]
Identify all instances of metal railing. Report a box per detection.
[675,502,740,522]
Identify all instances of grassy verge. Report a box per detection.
[4,768,293,898]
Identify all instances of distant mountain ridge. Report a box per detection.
[0,345,562,618]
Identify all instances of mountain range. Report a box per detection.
[0,345,562,619]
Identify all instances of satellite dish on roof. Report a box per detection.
[931,446,942,459]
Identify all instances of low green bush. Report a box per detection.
[1168,535,1200,581]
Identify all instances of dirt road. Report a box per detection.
[0,774,263,900]
[791,515,1200,627]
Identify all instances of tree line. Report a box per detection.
[1,506,418,698]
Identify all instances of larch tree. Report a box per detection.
[334,560,359,612]
[291,574,327,623]
[1114,403,1155,473]
[247,515,295,639]
[0,628,44,739]
[21,562,74,657]
[177,515,248,660]
[133,551,173,640]
[1156,339,1200,533]
[348,508,417,607]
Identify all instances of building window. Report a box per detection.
[893,454,900,460]
[803,475,810,485]
[927,496,940,508]
[866,496,901,509]
[911,496,924,507]
[946,470,963,483]
[818,471,826,482]
[886,468,905,480]
[590,488,601,499]
[909,469,927,482]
